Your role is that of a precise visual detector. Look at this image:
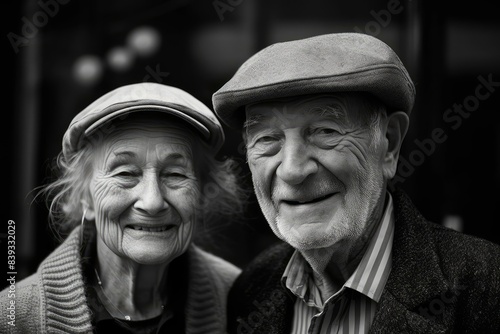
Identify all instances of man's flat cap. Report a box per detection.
[212,32,415,129]
[63,82,224,158]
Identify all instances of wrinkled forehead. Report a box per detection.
[85,111,202,156]
[249,93,346,109]
[90,111,199,140]
[244,93,362,129]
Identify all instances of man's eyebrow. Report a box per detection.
[308,104,347,120]
[243,102,348,131]
[243,113,267,130]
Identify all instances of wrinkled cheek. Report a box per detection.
[182,200,199,223]
[94,186,131,219]
[171,189,199,251]
[352,167,383,204]
[176,184,201,219]
[248,157,261,177]
[250,160,272,200]
[97,217,123,252]
[176,219,195,254]
[252,171,278,228]
[92,186,130,253]
[252,176,269,207]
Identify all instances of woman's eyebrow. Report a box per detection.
[105,151,137,170]
[160,152,187,163]
[112,151,136,159]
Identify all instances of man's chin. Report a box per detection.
[279,227,336,251]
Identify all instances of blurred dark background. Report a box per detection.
[4,0,500,289]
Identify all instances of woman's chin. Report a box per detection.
[120,228,191,265]
[123,245,183,265]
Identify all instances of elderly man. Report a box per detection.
[212,33,500,333]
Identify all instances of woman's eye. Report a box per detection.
[163,173,187,179]
[115,171,137,177]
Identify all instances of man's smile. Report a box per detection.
[280,192,337,206]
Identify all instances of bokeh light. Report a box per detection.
[127,25,161,58]
[107,46,135,72]
[72,55,103,85]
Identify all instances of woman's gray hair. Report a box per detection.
[37,131,248,241]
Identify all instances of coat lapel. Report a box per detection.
[229,243,296,334]
[371,291,448,333]
[370,189,451,333]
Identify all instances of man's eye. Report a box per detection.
[312,128,338,135]
[256,136,278,143]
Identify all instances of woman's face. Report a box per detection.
[87,117,201,265]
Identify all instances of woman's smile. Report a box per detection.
[126,224,175,232]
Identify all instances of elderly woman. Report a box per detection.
[0,82,246,333]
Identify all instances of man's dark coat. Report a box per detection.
[227,189,500,333]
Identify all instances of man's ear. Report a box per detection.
[383,111,409,179]
[81,199,95,221]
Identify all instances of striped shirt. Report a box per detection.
[282,194,395,333]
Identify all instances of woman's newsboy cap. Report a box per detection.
[63,82,224,158]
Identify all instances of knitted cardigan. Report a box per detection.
[227,188,500,334]
[0,226,241,334]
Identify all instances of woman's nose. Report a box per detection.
[134,173,168,215]
[276,135,318,185]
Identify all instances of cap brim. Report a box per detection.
[84,104,210,140]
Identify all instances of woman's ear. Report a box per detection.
[81,199,96,221]
[383,111,410,179]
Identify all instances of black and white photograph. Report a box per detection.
[3,0,500,333]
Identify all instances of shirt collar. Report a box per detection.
[281,193,395,307]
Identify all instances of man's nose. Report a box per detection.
[134,173,169,215]
[276,135,318,185]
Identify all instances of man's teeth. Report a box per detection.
[131,226,170,232]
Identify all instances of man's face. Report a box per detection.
[245,94,390,251]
